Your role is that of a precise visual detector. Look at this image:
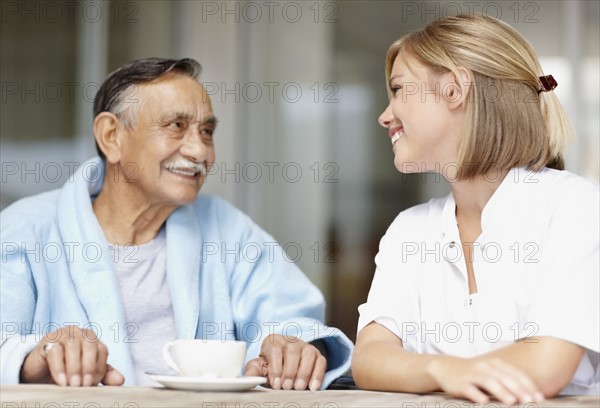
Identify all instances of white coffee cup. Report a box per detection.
[162,339,247,377]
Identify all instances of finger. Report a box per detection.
[476,376,517,406]
[461,384,490,404]
[490,359,543,403]
[264,346,284,390]
[280,341,302,390]
[94,342,109,386]
[244,358,267,377]
[294,346,319,390]
[244,359,262,377]
[63,335,83,386]
[80,331,99,386]
[44,342,68,386]
[101,364,125,386]
[308,355,327,391]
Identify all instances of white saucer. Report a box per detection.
[147,374,267,392]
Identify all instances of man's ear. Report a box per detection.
[93,112,123,163]
[444,66,472,110]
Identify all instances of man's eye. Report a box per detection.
[200,128,214,136]
[169,121,185,129]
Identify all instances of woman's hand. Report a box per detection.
[427,356,545,405]
[20,325,124,386]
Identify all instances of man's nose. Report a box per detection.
[180,130,209,163]
[378,104,393,128]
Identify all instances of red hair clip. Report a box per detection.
[538,75,558,93]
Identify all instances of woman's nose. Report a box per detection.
[378,103,393,128]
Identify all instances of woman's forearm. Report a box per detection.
[480,337,584,396]
[353,339,452,392]
[352,323,461,393]
[353,324,582,399]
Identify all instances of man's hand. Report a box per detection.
[244,334,327,391]
[20,326,125,387]
[427,356,544,405]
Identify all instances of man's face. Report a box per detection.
[115,73,216,207]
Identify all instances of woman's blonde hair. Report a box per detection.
[386,13,573,179]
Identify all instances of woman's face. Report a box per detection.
[378,54,465,175]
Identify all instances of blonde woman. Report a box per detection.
[352,14,599,403]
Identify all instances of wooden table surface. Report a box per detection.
[1,385,599,408]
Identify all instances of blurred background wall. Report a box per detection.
[1,0,599,341]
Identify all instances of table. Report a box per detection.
[1,385,599,408]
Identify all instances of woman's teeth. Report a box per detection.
[391,132,401,145]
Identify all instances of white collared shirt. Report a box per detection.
[358,167,599,394]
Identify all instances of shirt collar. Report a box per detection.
[440,191,457,237]
[439,167,527,237]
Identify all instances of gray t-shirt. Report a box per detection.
[110,228,177,385]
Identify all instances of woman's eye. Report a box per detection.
[200,128,214,136]
[390,85,402,96]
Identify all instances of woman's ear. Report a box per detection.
[445,66,472,110]
[93,112,123,163]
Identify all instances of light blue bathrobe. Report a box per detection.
[0,158,353,386]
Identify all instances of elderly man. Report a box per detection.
[0,58,352,389]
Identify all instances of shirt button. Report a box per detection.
[448,241,456,248]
